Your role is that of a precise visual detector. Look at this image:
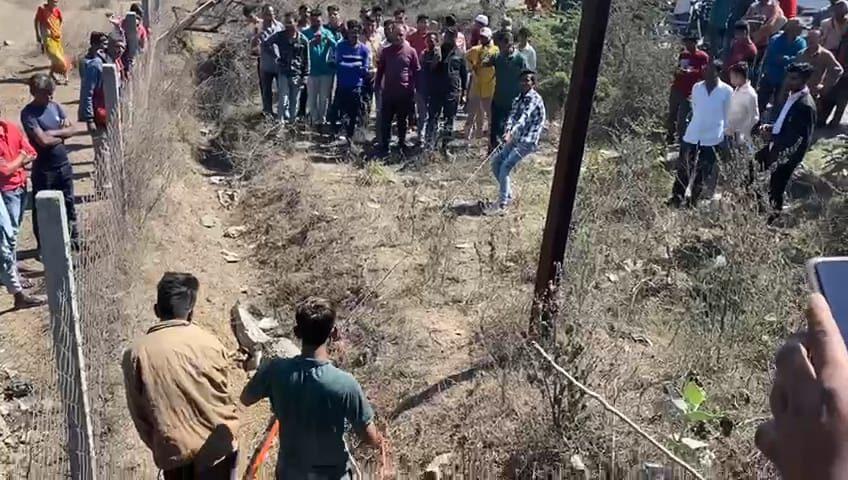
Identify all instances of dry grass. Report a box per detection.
[187,4,848,480]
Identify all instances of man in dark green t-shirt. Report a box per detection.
[241,297,383,479]
[486,31,529,152]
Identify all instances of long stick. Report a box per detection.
[530,341,705,480]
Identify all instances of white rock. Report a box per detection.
[256,317,279,331]
[230,302,271,351]
[423,453,454,480]
[265,337,300,360]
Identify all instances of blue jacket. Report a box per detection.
[301,26,337,76]
[334,40,370,90]
[763,33,807,84]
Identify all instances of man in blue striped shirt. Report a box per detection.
[328,20,371,140]
[486,70,546,215]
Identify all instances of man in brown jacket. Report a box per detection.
[122,272,239,479]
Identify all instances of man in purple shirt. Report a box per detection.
[375,20,420,156]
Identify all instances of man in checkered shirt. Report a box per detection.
[486,69,546,215]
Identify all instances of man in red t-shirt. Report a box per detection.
[725,21,758,69]
[780,0,797,18]
[0,113,47,309]
[667,34,710,144]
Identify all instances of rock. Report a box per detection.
[256,317,279,332]
[200,215,218,228]
[230,302,272,352]
[217,190,239,209]
[264,337,300,360]
[221,249,241,263]
[0,415,8,437]
[423,453,454,480]
[223,225,247,239]
[2,40,13,47]
[3,380,32,400]
[570,454,586,471]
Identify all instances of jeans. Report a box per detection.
[758,78,781,113]
[277,76,303,122]
[414,91,428,137]
[32,164,78,252]
[379,95,414,152]
[328,86,364,138]
[491,142,535,205]
[667,88,692,142]
[425,94,459,149]
[260,70,279,116]
[671,142,718,205]
[489,103,511,151]
[91,127,110,194]
[163,451,238,480]
[307,75,334,124]
[0,188,26,294]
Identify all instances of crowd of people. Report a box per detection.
[245,5,547,215]
[0,0,150,310]
[667,0,848,221]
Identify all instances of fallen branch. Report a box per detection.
[156,0,222,44]
[389,360,495,420]
[529,341,705,480]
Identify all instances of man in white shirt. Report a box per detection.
[725,62,760,149]
[755,62,817,217]
[669,59,734,207]
[516,27,537,71]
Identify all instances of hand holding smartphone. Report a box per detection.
[807,257,848,343]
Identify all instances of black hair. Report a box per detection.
[155,272,199,320]
[309,8,322,16]
[787,61,814,81]
[363,14,374,23]
[517,26,531,38]
[710,58,724,72]
[729,61,749,78]
[327,4,339,13]
[298,4,308,11]
[371,5,383,13]
[393,7,405,15]
[89,31,108,46]
[384,18,394,28]
[294,297,336,346]
[283,11,295,21]
[497,30,514,45]
[417,14,429,22]
[29,73,55,92]
[733,20,749,32]
[346,19,361,32]
[130,3,143,15]
[242,4,258,17]
[444,14,457,26]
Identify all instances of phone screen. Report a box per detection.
[815,260,848,340]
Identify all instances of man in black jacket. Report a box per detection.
[270,12,310,125]
[755,62,817,216]
[424,28,467,154]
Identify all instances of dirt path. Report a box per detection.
[0,0,266,474]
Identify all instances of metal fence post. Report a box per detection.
[36,191,97,480]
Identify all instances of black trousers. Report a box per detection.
[259,70,278,116]
[162,451,238,480]
[755,146,802,211]
[31,163,78,252]
[671,142,718,205]
[328,86,363,138]
[379,95,414,152]
[425,94,459,148]
[758,78,780,113]
[667,88,691,142]
[489,103,511,151]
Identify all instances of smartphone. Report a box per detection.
[807,257,848,341]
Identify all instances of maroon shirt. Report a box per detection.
[726,38,757,68]
[671,49,710,96]
[376,42,421,99]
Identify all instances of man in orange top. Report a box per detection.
[34,0,69,85]
[0,110,47,310]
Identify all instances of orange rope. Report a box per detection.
[244,417,279,480]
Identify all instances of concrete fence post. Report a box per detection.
[141,0,152,29]
[35,191,97,480]
[154,0,161,24]
[103,64,127,215]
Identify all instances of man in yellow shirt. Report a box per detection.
[464,27,498,140]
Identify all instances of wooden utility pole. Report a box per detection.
[531,0,613,337]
